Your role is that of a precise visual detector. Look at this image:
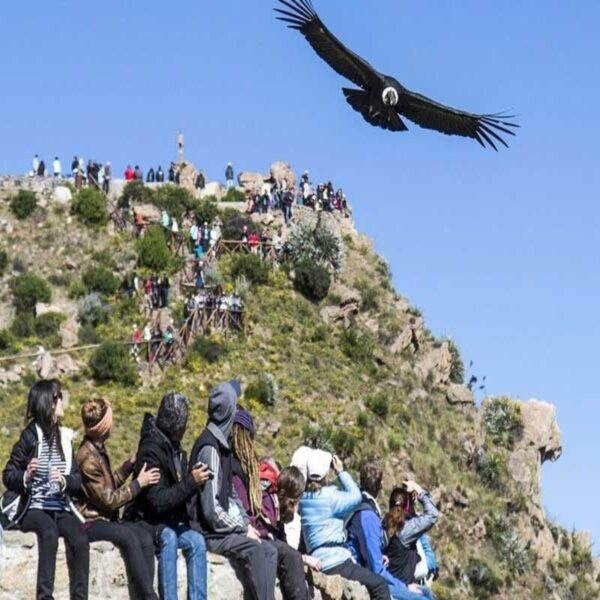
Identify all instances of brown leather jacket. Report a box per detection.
[76,438,141,521]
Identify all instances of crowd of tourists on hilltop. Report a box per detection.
[2,379,440,600]
[245,170,350,224]
[29,155,112,194]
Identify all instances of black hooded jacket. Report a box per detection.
[125,413,196,528]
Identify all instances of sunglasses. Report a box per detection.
[53,392,63,403]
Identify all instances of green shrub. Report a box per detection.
[34,312,65,338]
[137,225,171,271]
[486,513,535,575]
[293,261,331,302]
[220,209,260,241]
[119,180,154,207]
[330,429,357,459]
[366,394,389,420]
[78,323,101,345]
[189,337,227,364]
[356,411,370,428]
[10,314,35,338]
[82,266,120,296]
[154,185,197,221]
[231,254,270,286]
[10,273,51,314]
[68,279,87,300]
[340,326,374,363]
[484,397,522,449]
[222,188,246,203]
[71,188,108,228]
[447,339,465,384]
[194,199,219,226]
[78,293,111,326]
[0,329,17,354]
[476,448,507,490]
[245,374,279,407]
[0,248,8,277]
[48,272,72,287]
[10,190,37,219]
[89,341,137,386]
[466,558,502,599]
[356,278,380,312]
[388,433,401,452]
[286,215,344,274]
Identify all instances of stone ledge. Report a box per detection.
[0,531,368,600]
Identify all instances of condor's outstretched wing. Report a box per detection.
[275,0,381,90]
[399,89,519,150]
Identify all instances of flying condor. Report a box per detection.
[275,0,518,150]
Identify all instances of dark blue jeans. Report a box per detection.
[158,525,207,600]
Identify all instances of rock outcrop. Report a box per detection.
[0,532,368,600]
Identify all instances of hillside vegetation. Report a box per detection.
[0,172,598,600]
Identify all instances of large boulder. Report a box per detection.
[390,317,424,355]
[320,283,360,328]
[52,186,72,205]
[0,532,368,600]
[177,162,199,195]
[270,162,296,189]
[237,171,267,194]
[416,341,452,385]
[201,181,226,200]
[446,383,475,406]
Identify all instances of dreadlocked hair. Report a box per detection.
[384,486,410,539]
[232,423,262,516]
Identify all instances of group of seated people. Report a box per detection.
[2,379,439,600]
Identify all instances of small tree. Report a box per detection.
[286,215,344,274]
[193,199,219,226]
[231,254,270,286]
[10,190,37,219]
[137,225,171,271]
[293,260,331,301]
[119,180,154,206]
[89,341,137,386]
[0,329,17,354]
[71,188,108,228]
[10,273,51,314]
[220,209,260,241]
[82,266,120,296]
[154,185,197,221]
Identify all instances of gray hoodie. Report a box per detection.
[195,382,248,535]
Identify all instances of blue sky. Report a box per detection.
[1,1,598,549]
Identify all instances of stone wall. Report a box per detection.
[0,531,368,600]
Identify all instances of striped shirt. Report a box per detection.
[29,433,69,512]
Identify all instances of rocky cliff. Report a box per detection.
[0,167,598,599]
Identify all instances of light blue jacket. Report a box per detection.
[299,471,362,571]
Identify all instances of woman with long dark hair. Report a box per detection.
[2,379,89,600]
[77,398,161,600]
[384,481,439,595]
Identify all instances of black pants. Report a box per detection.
[206,533,278,600]
[20,508,89,600]
[268,539,310,600]
[85,520,158,600]
[326,559,391,600]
